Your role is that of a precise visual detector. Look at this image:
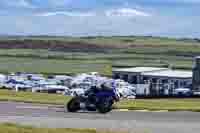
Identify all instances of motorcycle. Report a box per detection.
[65,84,120,114]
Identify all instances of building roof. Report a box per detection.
[113,67,169,73]
[195,56,200,59]
[143,70,192,79]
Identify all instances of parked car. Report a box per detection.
[173,88,193,96]
[192,91,200,96]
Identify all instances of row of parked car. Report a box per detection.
[0,72,136,99]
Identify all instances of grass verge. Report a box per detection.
[115,99,200,112]
[0,89,71,105]
[1,89,200,112]
[0,123,124,133]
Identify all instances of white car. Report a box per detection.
[173,88,192,96]
[193,91,200,96]
[69,88,85,96]
[127,95,136,99]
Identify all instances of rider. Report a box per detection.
[85,81,117,103]
[85,81,113,94]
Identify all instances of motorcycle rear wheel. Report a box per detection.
[66,97,81,112]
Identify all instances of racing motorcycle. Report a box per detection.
[65,84,120,114]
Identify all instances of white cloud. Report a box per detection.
[0,1,199,38]
[105,8,151,17]
[1,12,200,38]
[36,8,151,18]
[36,11,95,17]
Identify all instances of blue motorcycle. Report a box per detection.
[66,84,120,114]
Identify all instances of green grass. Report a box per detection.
[0,36,199,74]
[0,57,112,75]
[116,99,200,111]
[0,90,71,105]
[0,123,124,133]
[0,49,193,61]
[0,48,194,75]
[1,90,200,112]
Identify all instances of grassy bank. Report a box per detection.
[1,90,200,111]
[116,99,200,111]
[0,57,112,75]
[0,123,123,133]
[0,89,71,105]
[0,36,199,74]
[0,49,194,75]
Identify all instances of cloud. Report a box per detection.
[105,8,151,17]
[0,0,199,37]
[35,8,151,18]
[1,0,200,11]
[36,11,95,17]
[1,10,200,38]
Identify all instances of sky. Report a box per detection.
[0,0,200,37]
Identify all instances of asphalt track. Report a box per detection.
[0,102,200,133]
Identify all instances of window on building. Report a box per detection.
[183,81,187,86]
[123,74,128,82]
[162,79,168,84]
[141,76,149,84]
[180,81,184,87]
[130,76,137,84]
[174,80,179,88]
[113,73,120,79]
[152,78,158,83]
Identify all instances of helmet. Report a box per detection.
[101,81,113,90]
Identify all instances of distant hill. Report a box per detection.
[0,35,199,53]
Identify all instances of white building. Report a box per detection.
[113,67,192,96]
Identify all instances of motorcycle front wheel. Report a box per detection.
[97,98,113,114]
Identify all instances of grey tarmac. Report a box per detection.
[0,101,200,133]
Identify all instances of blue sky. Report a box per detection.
[0,0,199,37]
